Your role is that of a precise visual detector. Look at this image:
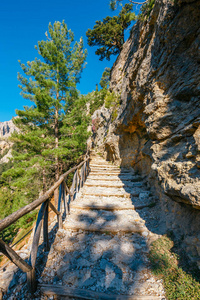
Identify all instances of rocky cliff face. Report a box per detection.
[0,119,18,138]
[91,0,200,263]
[0,119,18,163]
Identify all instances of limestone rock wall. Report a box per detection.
[91,0,200,262]
[0,119,18,163]
[0,120,18,138]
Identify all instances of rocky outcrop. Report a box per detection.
[91,0,200,263]
[0,119,18,163]
[0,119,18,138]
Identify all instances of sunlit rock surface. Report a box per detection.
[91,0,200,262]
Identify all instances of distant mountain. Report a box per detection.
[0,119,19,163]
[0,119,18,138]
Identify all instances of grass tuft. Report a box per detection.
[149,235,200,300]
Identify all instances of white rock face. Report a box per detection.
[0,119,18,138]
[0,119,19,163]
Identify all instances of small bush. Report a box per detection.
[139,0,155,21]
[104,91,119,109]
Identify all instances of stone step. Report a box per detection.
[89,171,122,175]
[76,195,134,204]
[63,222,146,234]
[89,172,132,176]
[87,176,142,182]
[69,202,156,211]
[73,192,155,210]
[82,192,139,198]
[63,209,147,234]
[81,186,142,197]
[84,181,143,188]
[89,164,118,168]
[90,165,121,171]
[90,166,129,170]
[38,153,166,300]
[40,284,162,300]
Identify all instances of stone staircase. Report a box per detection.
[1,152,166,299]
[38,152,166,299]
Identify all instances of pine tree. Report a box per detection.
[86,4,136,60]
[8,21,87,205]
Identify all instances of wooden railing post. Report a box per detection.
[0,239,32,273]
[63,181,71,215]
[0,156,90,294]
[57,184,63,229]
[81,163,85,187]
[43,200,50,252]
[84,161,87,181]
[28,201,48,292]
[29,202,47,269]
[87,159,90,176]
[75,171,77,193]
[0,238,36,293]
[0,157,89,233]
[27,268,37,294]
[62,182,66,215]
[77,169,81,191]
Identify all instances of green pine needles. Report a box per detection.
[16,20,88,189]
[86,4,136,61]
[0,21,89,242]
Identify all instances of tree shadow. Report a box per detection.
[52,165,165,298]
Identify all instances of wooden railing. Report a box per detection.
[0,156,90,293]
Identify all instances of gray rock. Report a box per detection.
[19,274,27,285]
[77,258,92,269]
[57,265,70,278]
[0,119,18,138]
[90,0,200,263]
[2,271,14,280]
[82,277,96,288]
[99,259,114,271]
[130,259,144,271]
[62,271,80,285]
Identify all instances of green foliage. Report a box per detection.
[86,4,136,60]
[15,20,87,187]
[110,0,156,21]
[100,68,111,89]
[85,89,107,116]
[86,68,111,115]
[60,95,90,163]
[104,90,120,122]
[0,21,89,244]
[0,178,39,243]
[149,235,200,300]
[0,148,9,160]
[104,90,120,109]
[111,108,119,122]
[139,0,155,20]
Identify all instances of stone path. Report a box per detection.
[0,152,166,299]
[39,153,166,299]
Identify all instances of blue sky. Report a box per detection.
[0,0,140,122]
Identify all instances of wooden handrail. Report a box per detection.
[0,157,89,232]
[0,238,32,273]
[0,154,90,294]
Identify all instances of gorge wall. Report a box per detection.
[0,120,18,138]
[91,0,200,265]
[0,119,18,163]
